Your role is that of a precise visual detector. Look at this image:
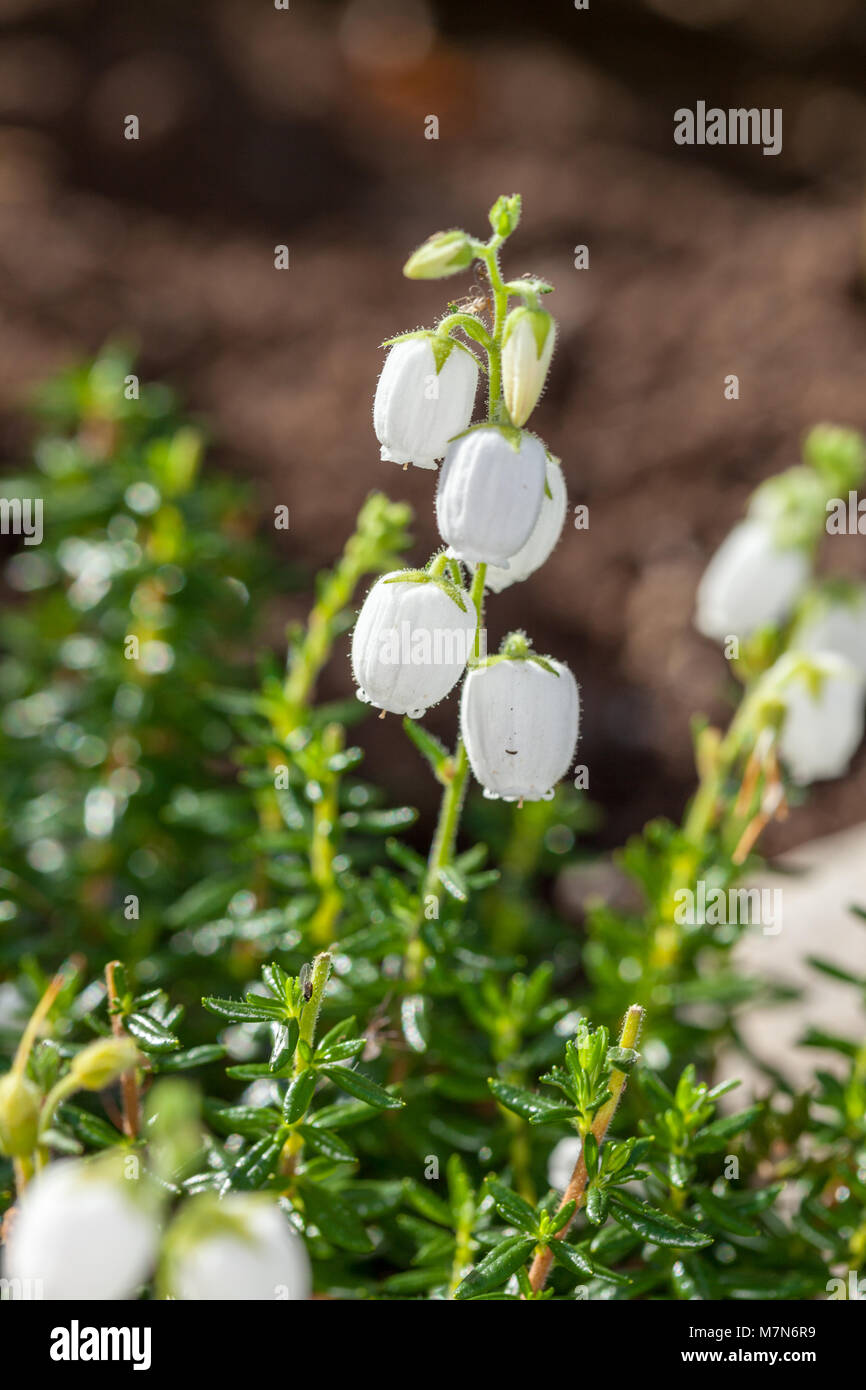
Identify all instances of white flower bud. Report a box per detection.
[777,654,864,785]
[168,1195,310,1302]
[481,456,567,593]
[695,518,810,642]
[501,307,556,428]
[436,426,546,567]
[548,1135,582,1192]
[461,639,579,801]
[2,1159,157,1299]
[352,571,476,718]
[373,337,478,470]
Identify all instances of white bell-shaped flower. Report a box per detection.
[695,518,811,642]
[772,647,866,783]
[501,307,556,428]
[481,456,567,593]
[789,586,866,678]
[2,1159,157,1300]
[168,1195,311,1302]
[352,570,476,718]
[373,337,478,470]
[436,426,547,567]
[461,635,579,801]
[548,1135,582,1192]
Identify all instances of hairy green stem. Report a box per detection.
[527,1005,644,1294]
[404,228,515,981]
[308,724,343,945]
[479,240,511,423]
[297,951,333,1065]
[406,562,487,983]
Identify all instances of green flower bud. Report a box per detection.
[488,194,522,238]
[0,1071,41,1157]
[403,230,474,280]
[68,1037,141,1092]
[803,423,866,496]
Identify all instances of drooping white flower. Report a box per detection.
[481,456,567,593]
[373,336,478,470]
[352,570,475,718]
[436,426,547,567]
[548,1135,582,1192]
[789,585,866,678]
[461,636,579,801]
[695,518,811,642]
[2,1159,157,1300]
[501,307,556,428]
[168,1195,311,1302]
[760,644,865,787]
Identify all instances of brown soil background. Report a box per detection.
[1,0,865,849]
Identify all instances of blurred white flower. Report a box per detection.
[548,1135,582,1192]
[170,1195,310,1301]
[775,652,865,785]
[3,1160,157,1300]
[695,519,810,642]
[790,587,866,678]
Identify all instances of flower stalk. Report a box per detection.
[527,1005,644,1294]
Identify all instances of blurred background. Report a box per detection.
[1,0,866,855]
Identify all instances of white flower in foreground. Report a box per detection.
[481,456,567,593]
[774,651,865,786]
[461,635,579,801]
[501,306,556,428]
[548,1135,582,1192]
[352,570,475,718]
[373,337,478,470]
[2,1159,157,1300]
[168,1195,310,1302]
[436,426,546,566]
[695,518,811,642]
